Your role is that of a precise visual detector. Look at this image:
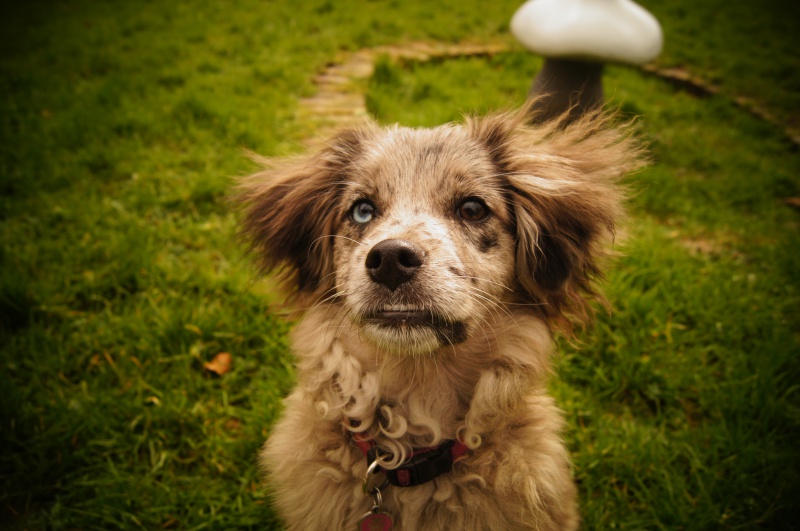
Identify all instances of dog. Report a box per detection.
[237,106,644,530]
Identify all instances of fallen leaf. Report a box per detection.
[204,352,232,376]
[783,197,800,210]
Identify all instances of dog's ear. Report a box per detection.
[236,129,368,296]
[469,107,646,328]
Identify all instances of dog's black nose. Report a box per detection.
[365,239,424,291]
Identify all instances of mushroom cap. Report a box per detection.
[511,0,663,64]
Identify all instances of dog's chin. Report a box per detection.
[357,307,468,355]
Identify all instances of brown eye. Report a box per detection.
[457,198,489,222]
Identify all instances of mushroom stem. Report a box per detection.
[529,57,604,123]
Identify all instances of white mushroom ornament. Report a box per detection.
[511,0,663,122]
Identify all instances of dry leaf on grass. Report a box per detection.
[783,197,800,210]
[204,352,233,376]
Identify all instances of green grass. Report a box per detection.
[644,0,800,131]
[2,0,799,529]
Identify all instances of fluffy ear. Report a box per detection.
[236,129,369,296]
[468,107,647,328]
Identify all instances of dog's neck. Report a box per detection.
[289,304,554,466]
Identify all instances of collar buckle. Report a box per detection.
[366,439,464,487]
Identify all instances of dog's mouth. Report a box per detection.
[365,305,439,326]
[360,305,468,348]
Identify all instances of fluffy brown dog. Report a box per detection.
[238,107,643,530]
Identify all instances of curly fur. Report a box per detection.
[237,106,645,530]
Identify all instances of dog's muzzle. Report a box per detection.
[360,239,469,347]
[365,239,425,291]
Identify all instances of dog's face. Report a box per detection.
[239,110,641,354]
[333,126,517,353]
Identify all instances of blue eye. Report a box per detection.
[351,201,375,224]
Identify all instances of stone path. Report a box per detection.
[639,64,800,147]
[296,42,506,146]
[297,41,799,148]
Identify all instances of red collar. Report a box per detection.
[352,432,469,487]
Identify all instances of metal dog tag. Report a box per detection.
[359,461,393,530]
[357,508,393,531]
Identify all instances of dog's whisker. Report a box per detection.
[453,274,514,292]
[466,299,516,343]
[315,290,347,309]
[466,288,515,321]
[314,234,368,247]
[294,287,342,315]
[463,299,502,347]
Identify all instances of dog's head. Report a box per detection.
[238,109,643,354]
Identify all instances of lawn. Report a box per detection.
[1,0,798,529]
